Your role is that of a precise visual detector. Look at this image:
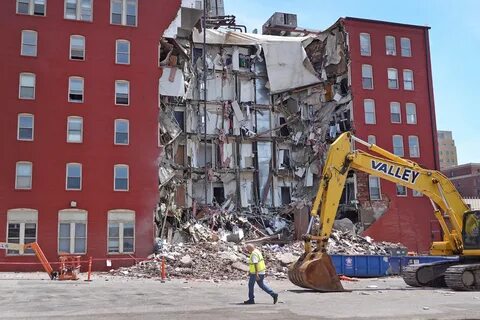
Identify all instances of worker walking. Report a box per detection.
[243,244,279,305]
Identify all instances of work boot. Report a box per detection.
[272,293,278,304]
[243,300,255,304]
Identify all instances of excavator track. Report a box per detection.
[445,263,480,291]
[401,261,459,288]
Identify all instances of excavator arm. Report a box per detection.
[288,132,473,291]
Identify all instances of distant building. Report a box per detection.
[442,163,480,197]
[438,130,458,170]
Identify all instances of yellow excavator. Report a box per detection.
[288,132,480,291]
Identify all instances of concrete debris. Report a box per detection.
[110,229,405,280]
[327,230,406,255]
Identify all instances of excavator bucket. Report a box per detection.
[288,251,344,292]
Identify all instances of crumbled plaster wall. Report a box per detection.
[156,20,368,237]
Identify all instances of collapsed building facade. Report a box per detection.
[157,21,354,243]
[157,14,440,254]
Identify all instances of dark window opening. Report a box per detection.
[281,187,291,205]
[279,117,290,137]
[174,111,185,131]
[213,187,225,205]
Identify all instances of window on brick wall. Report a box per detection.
[369,176,381,200]
[406,103,417,124]
[19,73,36,99]
[403,69,414,90]
[115,80,129,105]
[7,209,38,255]
[114,119,129,145]
[111,0,137,26]
[66,163,82,190]
[362,64,373,89]
[107,210,135,253]
[387,68,398,89]
[385,36,396,55]
[359,33,371,56]
[364,99,376,124]
[17,0,46,16]
[58,210,87,254]
[70,35,85,60]
[392,135,404,156]
[409,135,420,158]
[21,30,38,56]
[65,0,92,21]
[390,102,401,123]
[396,184,407,196]
[18,114,34,141]
[15,162,32,190]
[401,37,412,57]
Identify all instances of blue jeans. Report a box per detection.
[248,273,275,301]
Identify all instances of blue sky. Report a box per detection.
[224,0,479,164]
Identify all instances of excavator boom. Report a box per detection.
[288,132,480,291]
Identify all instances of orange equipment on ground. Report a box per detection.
[0,242,80,280]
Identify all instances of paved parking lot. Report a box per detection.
[1,273,480,319]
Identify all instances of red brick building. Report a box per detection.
[443,163,480,198]
[343,18,439,252]
[0,0,180,270]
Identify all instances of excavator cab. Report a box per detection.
[463,210,480,249]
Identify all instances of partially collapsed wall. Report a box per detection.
[157,20,357,242]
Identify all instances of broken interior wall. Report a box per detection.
[157,19,356,239]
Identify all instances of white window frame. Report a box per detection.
[359,33,371,56]
[114,164,129,191]
[107,210,135,254]
[390,102,401,124]
[19,73,36,100]
[367,135,376,145]
[387,68,398,89]
[67,116,83,143]
[369,176,381,200]
[110,0,137,27]
[68,76,84,103]
[69,35,85,61]
[361,64,373,89]
[64,0,93,21]
[66,163,82,190]
[403,69,414,90]
[6,209,38,255]
[392,135,404,157]
[364,99,376,124]
[58,209,87,254]
[114,119,129,145]
[21,30,38,57]
[17,113,34,141]
[396,184,407,197]
[406,103,417,124]
[409,135,420,158]
[401,37,412,57]
[385,35,396,55]
[115,80,130,106]
[15,161,33,190]
[115,39,130,64]
[16,0,46,16]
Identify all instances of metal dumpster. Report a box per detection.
[331,255,390,277]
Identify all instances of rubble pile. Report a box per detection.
[110,229,406,280]
[327,230,406,255]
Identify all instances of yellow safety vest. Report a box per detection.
[248,249,266,274]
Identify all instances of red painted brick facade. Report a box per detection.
[343,18,440,253]
[0,0,180,271]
